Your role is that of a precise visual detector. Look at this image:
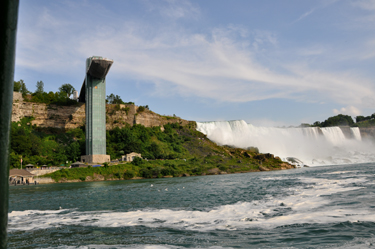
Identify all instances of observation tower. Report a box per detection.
[79,56,113,163]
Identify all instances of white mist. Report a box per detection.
[197,120,375,166]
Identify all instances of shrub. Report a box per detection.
[192,166,203,175]
[219,165,228,171]
[131,157,143,166]
[137,106,145,113]
[247,147,259,153]
[122,107,130,115]
[152,166,163,178]
[139,168,152,178]
[161,167,171,176]
[124,169,135,179]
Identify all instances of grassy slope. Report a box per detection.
[44,122,294,183]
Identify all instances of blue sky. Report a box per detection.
[15,0,375,126]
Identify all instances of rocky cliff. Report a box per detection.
[359,127,375,141]
[12,92,189,129]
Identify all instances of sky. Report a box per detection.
[14,0,375,126]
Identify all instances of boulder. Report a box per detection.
[207,168,220,175]
[259,166,270,171]
[279,163,295,169]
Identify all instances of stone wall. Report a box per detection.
[12,92,190,130]
[34,177,54,184]
[29,168,61,176]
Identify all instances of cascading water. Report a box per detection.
[197,120,375,166]
[351,127,362,141]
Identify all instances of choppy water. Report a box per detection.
[8,163,375,248]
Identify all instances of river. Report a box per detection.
[8,163,375,248]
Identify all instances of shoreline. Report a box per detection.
[33,165,296,185]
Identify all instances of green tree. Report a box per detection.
[35,81,44,94]
[14,79,29,94]
[106,93,125,104]
[14,80,22,92]
[320,114,354,127]
[132,156,144,166]
[312,121,321,127]
[59,83,76,98]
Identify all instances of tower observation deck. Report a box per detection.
[79,56,113,164]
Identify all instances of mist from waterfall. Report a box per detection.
[196,120,375,166]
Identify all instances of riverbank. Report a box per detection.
[40,149,295,184]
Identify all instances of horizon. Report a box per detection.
[14,0,375,127]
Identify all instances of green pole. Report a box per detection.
[0,0,19,248]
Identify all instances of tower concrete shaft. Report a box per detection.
[81,56,113,163]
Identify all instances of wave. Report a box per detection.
[41,246,231,249]
[8,174,373,232]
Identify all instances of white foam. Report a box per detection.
[196,120,375,166]
[41,246,231,249]
[322,171,355,175]
[9,176,373,232]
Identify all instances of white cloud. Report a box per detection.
[144,0,200,19]
[352,0,375,11]
[293,8,316,23]
[15,0,375,112]
[350,0,375,23]
[292,0,339,23]
[333,106,361,116]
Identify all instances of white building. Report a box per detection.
[121,152,142,162]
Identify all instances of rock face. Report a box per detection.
[12,92,190,129]
[12,92,86,129]
[360,127,375,141]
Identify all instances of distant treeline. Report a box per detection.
[14,79,138,107]
[14,79,78,106]
[304,113,375,128]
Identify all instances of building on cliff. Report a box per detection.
[121,152,142,162]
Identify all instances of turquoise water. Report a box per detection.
[8,163,375,248]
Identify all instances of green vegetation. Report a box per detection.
[13,79,29,95]
[136,105,149,113]
[10,117,85,168]
[354,114,375,128]
[14,79,78,106]
[106,122,193,160]
[59,83,76,98]
[44,148,287,182]
[106,93,125,104]
[310,113,375,128]
[312,114,355,127]
[43,121,289,182]
[161,114,180,120]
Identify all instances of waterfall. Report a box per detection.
[351,127,362,141]
[320,127,346,146]
[197,120,375,166]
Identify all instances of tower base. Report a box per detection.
[81,155,110,164]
